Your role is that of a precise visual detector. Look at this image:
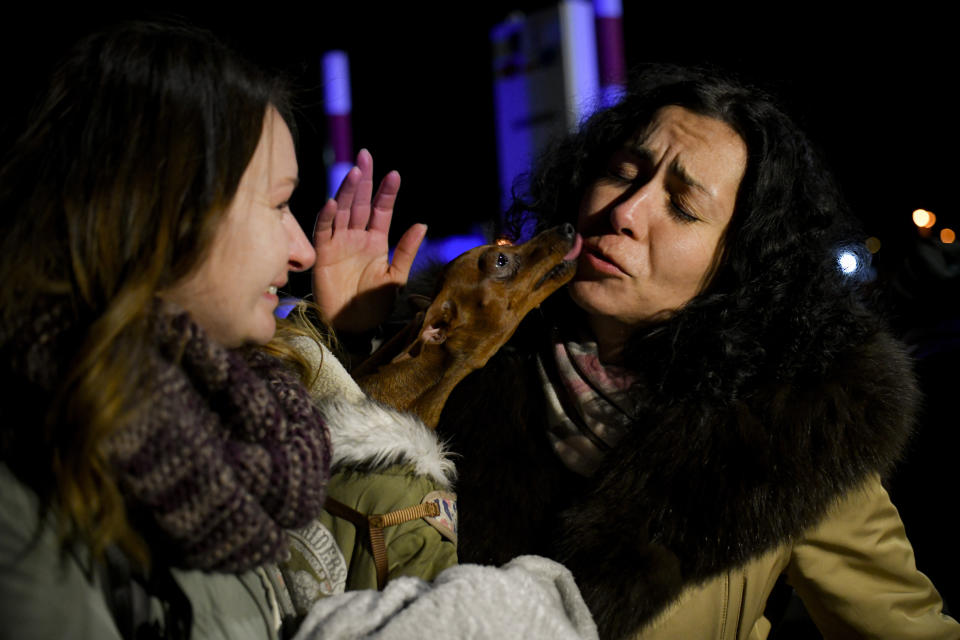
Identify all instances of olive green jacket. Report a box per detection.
[277,339,458,617]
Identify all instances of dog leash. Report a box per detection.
[323,496,441,590]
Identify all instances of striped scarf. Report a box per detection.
[537,328,639,476]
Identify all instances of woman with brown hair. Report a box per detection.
[0,20,334,638]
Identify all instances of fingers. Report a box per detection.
[350,149,374,230]
[325,149,400,235]
[313,198,337,243]
[333,166,360,233]
[369,170,401,234]
[390,223,428,280]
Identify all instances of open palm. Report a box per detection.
[312,149,426,333]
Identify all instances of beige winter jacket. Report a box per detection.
[636,476,958,639]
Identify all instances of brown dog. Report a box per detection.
[355,224,582,428]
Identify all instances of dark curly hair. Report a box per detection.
[505,64,877,400]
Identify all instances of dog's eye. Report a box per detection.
[481,250,517,277]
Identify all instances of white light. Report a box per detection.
[838,251,859,274]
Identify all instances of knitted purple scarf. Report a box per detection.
[8,300,331,573]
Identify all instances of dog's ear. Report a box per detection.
[421,299,457,344]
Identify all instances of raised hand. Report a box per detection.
[312,149,427,333]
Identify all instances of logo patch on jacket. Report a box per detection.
[422,490,458,546]
[282,520,348,613]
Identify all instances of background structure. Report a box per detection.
[3,5,953,254]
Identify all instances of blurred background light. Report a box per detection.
[838,250,860,274]
[941,228,956,244]
[322,50,354,199]
[913,209,936,229]
[835,242,875,282]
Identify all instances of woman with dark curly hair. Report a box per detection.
[437,65,959,639]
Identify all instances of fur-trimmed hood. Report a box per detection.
[293,337,455,490]
[437,316,918,639]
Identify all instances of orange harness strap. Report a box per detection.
[324,497,440,590]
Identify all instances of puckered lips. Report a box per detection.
[579,239,628,277]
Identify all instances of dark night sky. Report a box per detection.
[3,4,954,278]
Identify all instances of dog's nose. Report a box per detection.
[559,223,575,238]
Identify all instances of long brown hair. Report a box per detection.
[0,21,293,564]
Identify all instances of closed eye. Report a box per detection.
[604,149,652,185]
[606,167,635,183]
[668,198,698,223]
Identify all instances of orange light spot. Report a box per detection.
[915,209,937,228]
[495,237,513,246]
[865,237,882,254]
[941,228,956,244]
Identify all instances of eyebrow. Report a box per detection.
[669,159,709,196]
[623,144,710,197]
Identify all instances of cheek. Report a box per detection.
[208,219,282,303]
[246,214,289,271]
[662,230,722,288]
[573,210,588,238]
[576,185,606,233]
[577,205,604,238]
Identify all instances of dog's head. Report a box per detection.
[412,224,581,360]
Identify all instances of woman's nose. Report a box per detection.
[609,185,651,240]
[284,212,316,272]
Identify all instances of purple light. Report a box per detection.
[393,232,488,275]
[559,0,600,125]
[593,0,622,18]
[322,51,354,198]
[275,297,299,319]
[322,51,351,116]
[593,0,625,108]
[327,162,352,199]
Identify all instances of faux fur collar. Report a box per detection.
[321,399,455,490]
[439,323,917,639]
[556,328,916,638]
[293,337,455,489]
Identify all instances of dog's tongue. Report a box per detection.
[563,233,583,261]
